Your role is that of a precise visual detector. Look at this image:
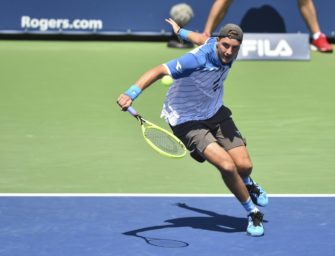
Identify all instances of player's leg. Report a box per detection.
[215,116,268,207]
[297,0,333,52]
[298,0,320,35]
[203,0,234,36]
[172,122,251,202]
[203,142,249,202]
[178,126,252,205]
[227,145,252,177]
[203,142,264,236]
[228,146,268,207]
[170,117,264,236]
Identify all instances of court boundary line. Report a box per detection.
[0,193,334,197]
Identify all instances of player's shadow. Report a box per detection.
[123,203,250,247]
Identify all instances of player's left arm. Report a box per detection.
[165,18,208,46]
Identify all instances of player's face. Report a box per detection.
[216,37,241,64]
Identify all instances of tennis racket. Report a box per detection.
[126,106,187,158]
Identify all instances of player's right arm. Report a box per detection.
[117,65,168,110]
[165,18,208,46]
[117,49,204,110]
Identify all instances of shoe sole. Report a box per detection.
[247,231,264,237]
[251,197,269,207]
[310,44,333,53]
[255,201,268,207]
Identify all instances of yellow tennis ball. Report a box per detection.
[161,75,173,87]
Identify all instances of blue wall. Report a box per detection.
[0,0,333,36]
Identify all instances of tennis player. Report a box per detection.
[117,19,268,236]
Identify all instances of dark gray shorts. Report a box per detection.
[170,106,246,162]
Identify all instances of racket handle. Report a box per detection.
[127,106,138,117]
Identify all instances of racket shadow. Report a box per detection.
[123,203,249,248]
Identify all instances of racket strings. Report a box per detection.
[144,127,185,156]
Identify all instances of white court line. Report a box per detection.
[0,193,334,197]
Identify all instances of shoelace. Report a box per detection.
[246,183,261,196]
[249,211,264,226]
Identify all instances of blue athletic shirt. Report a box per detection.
[161,37,234,126]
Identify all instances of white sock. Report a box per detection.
[242,198,258,213]
[313,32,322,40]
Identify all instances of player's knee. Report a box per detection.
[236,159,253,176]
[217,160,238,176]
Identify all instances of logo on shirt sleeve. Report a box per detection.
[176,61,182,72]
[190,47,200,55]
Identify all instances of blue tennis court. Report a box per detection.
[0,195,334,256]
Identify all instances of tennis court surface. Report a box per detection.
[1,41,335,255]
[1,195,334,256]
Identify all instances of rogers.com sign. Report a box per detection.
[237,33,310,60]
[21,16,103,32]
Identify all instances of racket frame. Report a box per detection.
[127,106,187,158]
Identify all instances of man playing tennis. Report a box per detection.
[117,19,268,236]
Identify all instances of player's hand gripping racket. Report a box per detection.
[127,106,187,158]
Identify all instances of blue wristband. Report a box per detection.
[125,84,142,100]
[178,28,191,41]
